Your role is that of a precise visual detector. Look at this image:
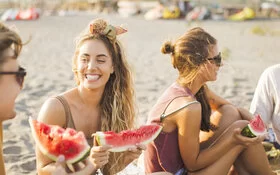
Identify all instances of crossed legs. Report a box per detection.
[196,104,274,175]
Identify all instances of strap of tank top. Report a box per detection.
[55,96,93,147]
[54,96,76,129]
[160,96,199,121]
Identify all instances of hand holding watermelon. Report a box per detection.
[29,118,94,174]
[89,142,112,170]
[29,118,91,164]
[241,114,267,138]
[93,124,162,152]
[90,124,156,169]
[232,125,266,147]
[227,114,268,147]
[45,155,94,175]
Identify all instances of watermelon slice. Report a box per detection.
[241,114,267,138]
[94,124,162,152]
[29,118,90,164]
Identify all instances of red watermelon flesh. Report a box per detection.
[29,118,90,164]
[94,124,162,152]
[249,114,266,133]
[241,114,267,137]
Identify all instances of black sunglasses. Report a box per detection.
[0,66,27,88]
[207,52,222,67]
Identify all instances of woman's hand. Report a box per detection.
[232,127,265,147]
[89,145,112,170]
[43,155,94,175]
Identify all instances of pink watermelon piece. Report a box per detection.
[241,114,267,138]
[29,118,90,164]
[94,124,162,152]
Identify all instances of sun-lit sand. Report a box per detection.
[2,14,280,174]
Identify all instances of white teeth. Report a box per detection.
[86,75,99,81]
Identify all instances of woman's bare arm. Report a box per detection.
[36,98,66,175]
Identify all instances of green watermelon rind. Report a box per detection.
[95,125,163,152]
[29,118,90,164]
[95,132,106,146]
[241,124,266,138]
[140,125,162,145]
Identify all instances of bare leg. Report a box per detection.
[234,143,274,175]
[199,104,243,174]
[190,121,247,175]
[200,104,241,149]
[199,105,275,175]
[196,119,275,175]
[198,104,242,175]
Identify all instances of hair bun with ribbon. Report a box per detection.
[89,19,127,41]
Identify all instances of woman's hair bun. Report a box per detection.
[89,18,107,35]
[161,41,174,54]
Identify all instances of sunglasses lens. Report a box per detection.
[215,55,222,66]
[16,71,26,88]
[0,66,26,87]
[206,53,222,67]
[16,75,23,87]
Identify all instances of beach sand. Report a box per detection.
[2,14,280,174]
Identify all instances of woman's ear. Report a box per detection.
[111,66,114,74]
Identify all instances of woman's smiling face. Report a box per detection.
[76,39,114,91]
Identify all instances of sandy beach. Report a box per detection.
[2,14,280,174]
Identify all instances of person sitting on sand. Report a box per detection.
[250,64,280,146]
[144,27,276,175]
[0,22,26,175]
[35,18,145,175]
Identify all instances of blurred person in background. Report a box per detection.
[250,64,280,148]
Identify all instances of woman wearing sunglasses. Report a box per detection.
[144,27,275,175]
[0,23,26,174]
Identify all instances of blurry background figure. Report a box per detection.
[260,1,280,18]
[178,0,191,17]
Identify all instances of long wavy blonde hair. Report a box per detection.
[72,19,135,175]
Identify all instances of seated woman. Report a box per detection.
[35,18,145,175]
[144,27,275,175]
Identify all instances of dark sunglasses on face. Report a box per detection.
[0,66,27,88]
[207,52,222,67]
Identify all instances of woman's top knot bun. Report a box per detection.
[161,41,174,54]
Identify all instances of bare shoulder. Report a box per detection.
[176,100,201,117]
[162,96,201,132]
[166,96,196,109]
[166,96,201,119]
[174,99,202,129]
[37,97,66,127]
[166,96,199,113]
